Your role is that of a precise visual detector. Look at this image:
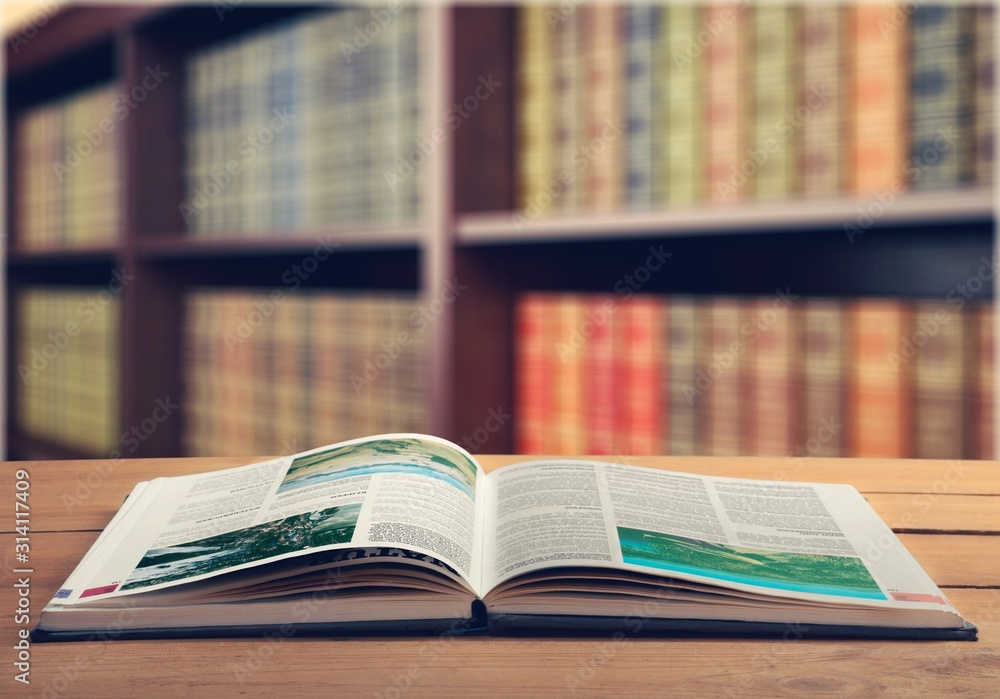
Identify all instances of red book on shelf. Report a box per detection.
[848,300,910,458]
[515,294,547,454]
[553,295,586,454]
[585,296,617,455]
[618,296,662,455]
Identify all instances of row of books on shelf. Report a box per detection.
[11,7,425,251]
[13,287,431,457]
[15,288,120,455]
[184,6,424,236]
[14,84,122,251]
[11,285,995,461]
[517,4,995,215]
[515,294,994,460]
[183,290,429,456]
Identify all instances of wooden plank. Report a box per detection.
[3,457,999,533]
[865,494,1000,533]
[3,565,998,699]
[4,534,997,697]
[1,458,254,533]
[899,534,1000,588]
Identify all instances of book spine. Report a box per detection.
[516,294,546,454]
[974,302,995,459]
[182,293,207,455]
[749,5,796,201]
[850,5,907,195]
[15,287,120,454]
[623,296,661,455]
[585,296,616,454]
[553,295,586,454]
[974,4,995,186]
[699,298,743,455]
[705,3,746,204]
[801,6,844,197]
[909,6,971,190]
[666,297,697,455]
[309,294,339,450]
[750,297,794,455]
[554,6,582,212]
[517,7,556,215]
[799,300,845,457]
[662,5,703,207]
[584,5,624,211]
[627,5,656,209]
[912,301,965,459]
[849,300,910,457]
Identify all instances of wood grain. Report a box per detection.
[1,456,996,697]
[3,456,999,533]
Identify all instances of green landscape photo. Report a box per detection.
[618,526,884,599]
[121,503,363,591]
[278,436,479,497]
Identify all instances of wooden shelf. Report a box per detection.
[6,246,121,268]
[457,187,996,245]
[3,4,997,460]
[6,428,102,461]
[135,228,425,260]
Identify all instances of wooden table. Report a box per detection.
[1,455,998,697]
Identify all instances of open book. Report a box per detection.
[35,434,976,641]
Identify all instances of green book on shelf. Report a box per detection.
[35,434,976,641]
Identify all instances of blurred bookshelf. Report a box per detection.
[3,3,997,461]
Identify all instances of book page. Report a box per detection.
[52,434,487,603]
[484,459,955,612]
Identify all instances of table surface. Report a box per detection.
[1,454,998,698]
